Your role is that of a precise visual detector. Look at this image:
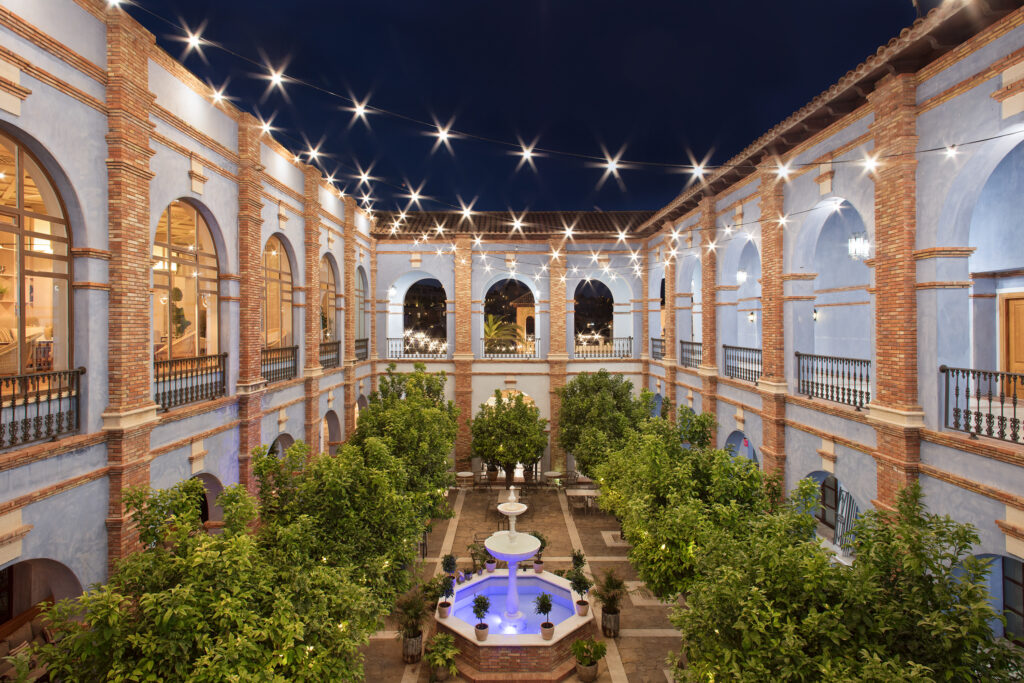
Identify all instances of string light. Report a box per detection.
[776,161,791,180]
[862,154,880,173]
[306,144,320,161]
[473,235,482,247]
[211,84,226,104]
[945,144,958,159]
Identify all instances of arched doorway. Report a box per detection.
[355,266,369,343]
[574,280,615,357]
[191,472,224,526]
[0,558,81,627]
[321,410,341,455]
[724,430,758,465]
[811,201,872,358]
[355,395,368,426]
[401,278,447,358]
[805,470,860,554]
[483,278,535,356]
[268,432,294,458]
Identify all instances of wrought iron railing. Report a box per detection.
[262,346,298,384]
[723,345,762,384]
[319,341,341,369]
[0,367,85,449]
[940,365,1024,444]
[482,336,540,359]
[796,352,871,410]
[154,353,226,411]
[679,340,702,368]
[574,337,632,359]
[387,337,449,359]
[651,337,665,360]
[354,338,369,361]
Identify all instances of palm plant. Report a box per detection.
[483,314,519,353]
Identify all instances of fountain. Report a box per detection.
[436,486,596,681]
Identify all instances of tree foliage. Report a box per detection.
[556,370,653,476]
[471,390,548,478]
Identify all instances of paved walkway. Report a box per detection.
[362,487,681,682]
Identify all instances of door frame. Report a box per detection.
[999,292,1024,374]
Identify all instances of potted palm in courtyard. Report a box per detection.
[592,568,628,637]
[530,531,547,573]
[472,594,490,641]
[534,591,555,640]
[571,637,607,682]
[395,588,428,663]
[569,568,593,616]
[424,632,459,682]
[437,575,454,618]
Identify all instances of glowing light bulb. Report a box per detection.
[307,146,320,161]
[211,86,225,104]
[186,31,202,52]
[945,145,958,159]
[617,229,628,244]
[776,161,791,179]
[473,235,482,247]
[862,154,879,173]
[437,126,450,143]
[512,217,523,231]
[692,163,705,179]
[269,68,284,89]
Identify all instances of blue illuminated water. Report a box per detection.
[450,574,575,635]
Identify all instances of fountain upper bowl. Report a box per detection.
[484,530,540,563]
[497,501,527,516]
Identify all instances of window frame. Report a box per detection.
[262,236,294,349]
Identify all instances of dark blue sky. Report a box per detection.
[126,0,918,213]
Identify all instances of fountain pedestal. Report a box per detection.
[486,488,540,625]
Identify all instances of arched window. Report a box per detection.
[262,236,293,348]
[574,280,613,353]
[320,256,337,341]
[152,201,219,360]
[0,131,71,375]
[354,266,368,340]
[817,475,838,532]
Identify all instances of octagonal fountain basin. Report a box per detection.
[452,573,573,635]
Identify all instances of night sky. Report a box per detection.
[124,0,918,213]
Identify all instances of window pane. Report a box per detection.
[1005,580,1023,612]
[0,137,16,209]
[22,153,63,220]
[170,268,197,358]
[199,290,217,356]
[1006,557,1023,583]
[266,280,281,347]
[169,202,195,249]
[153,291,169,361]
[1006,611,1022,640]
[0,240,18,374]
[24,275,67,371]
[282,300,292,347]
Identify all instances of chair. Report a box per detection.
[567,492,588,516]
[564,470,579,487]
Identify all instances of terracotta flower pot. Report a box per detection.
[485,561,496,573]
[540,622,554,640]
[601,610,620,637]
[438,602,451,618]
[576,661,599,682]
[575,599,590,617]
[533,561,544,573]
[487,469,498,482]
[475,623,489,642]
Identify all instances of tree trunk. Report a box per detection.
[504,466,515,487]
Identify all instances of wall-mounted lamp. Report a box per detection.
[812,308,819,321]
[847,232,870,261]
[736,269,748,285]
[747,311,756,324]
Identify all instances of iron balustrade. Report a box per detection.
[574,337,632,359]
[262,346,298,384]
[319,341,341,369]
[651,337,665,360]
[795,352,871,410]
[387,337,449,359]
[941,365,1024,444]
[679,340,702,368]
[0,367,84,449]
[354,338,369,361]
[154,353,227,411]
[482,336,540,359]
[723,345,762,383]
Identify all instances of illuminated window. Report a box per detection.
[151,201,219,360]
[0,131,71,375]
[262,236,293,348]
[320,256,337,341]
[355,266,368,340]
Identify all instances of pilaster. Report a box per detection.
[698,196,719,433]
[302,166,322,452]
[454,236,473,468]
[342,198,358,437]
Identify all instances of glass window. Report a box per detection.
[817,476,838,530]
[1005,556,1023,645]
[262,236,293,348]
[355,267,367,340]
[151,201,219,360]
[320,257,337,341]
[0,131,71,375]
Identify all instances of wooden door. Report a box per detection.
[1001,295,1024,396]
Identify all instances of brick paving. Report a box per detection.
[362,487,681,682]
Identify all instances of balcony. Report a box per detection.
[574,336,632,359]
[795,352,871,410]
[723,344,762,384]
[387,336,449,359]
[154,353,227,411]
[319,341,341,369]
[679,340,702,369]
[941,365,1024,445]
[262,346,298,384]
[0,367,85,449]
[354,338,369,361]
[482,336,539,359]
[651,337,665,360]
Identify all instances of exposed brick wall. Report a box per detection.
[302,167,321,453]
[453,236,473,468]
[758,166,785,383]
[698,197,718,371]
[548,239,568,471]
[454,360,473,471]
[342,197,358,439]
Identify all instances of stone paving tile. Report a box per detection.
[615,634,681,682]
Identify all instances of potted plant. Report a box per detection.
[441,553,457,576]
[395,588,428,663]
[534,591,555,640]
[437,575,454,619]
[592,568,628,637]
[468,543,489,575]
[529,531,547,573]
[484,549,497,573]
[472,594,490,641]
[486,461,499,482]
[571,637,607,682]
[571,548,586,571]
[569,568,593,616]
[424,632,459,682]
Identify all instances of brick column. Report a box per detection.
[103,11,157,569]
[302,166,322,453]
[757,164,788,478]
[453,236,473,469]
[697,196,719,442]
[548,239,568,471]
[868,72,923,507]
[663,240,677,415]
[235,114,266,492]
[342,197,358,438]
